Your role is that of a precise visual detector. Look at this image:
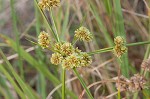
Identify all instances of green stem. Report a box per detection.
[72,38,78,45]
[126,41,150,47]
[62,69,66,99]
[50,8,60,42]
[10,0,24,80]
[88,47,113,55]
[88,41,150,55]
[117,89,121,99]
[73,68,94,99]
[34,0,59,42]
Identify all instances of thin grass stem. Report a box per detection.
[62,69,66,99]
[126,41,150,47]
[50,8,60,42]
[73,68,94,99]
[34,0,59,42]
[88,47,113,55]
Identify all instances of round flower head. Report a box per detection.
[60,42,74,56]
[49,0,60,7]
[62,53,80,69]
[38,0,50,10]
[113,45,127,58]
[53,42,63,52]
[38,0,60,10]
[114,36,125,46]
[129,74,146,92]
[51,53,63,65]
[80,52,92,67]
[75,26,93,42]
[38,31,50,49]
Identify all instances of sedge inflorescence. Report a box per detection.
[113,36,127,58]
[51,42,92,69]
[141,58,150,71]
[38,0,60,10]
[75,26,93,42]
[116,74,146,92]
[38,31,50,49]
[37,26,93,70]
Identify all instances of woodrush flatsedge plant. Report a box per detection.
[1,0,150,99]
[35,0,150,99]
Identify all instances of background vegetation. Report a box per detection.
[0,0,150,99]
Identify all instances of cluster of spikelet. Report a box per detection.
[38,26,93,69]
[51,42,92,69]
[113,36,127,58]
[75,26,93,42]
[38,31,50,49]
[38,0,60,10]
[116,74,146,92]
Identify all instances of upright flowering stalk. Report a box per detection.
[49,26,93,98]
[37,0,94,97]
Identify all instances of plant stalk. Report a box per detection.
[73,68,94,99]
[62,69,66,99]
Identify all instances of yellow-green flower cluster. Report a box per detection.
[38,31,50,49]
[38,0,60,10]
[51,53,63,65]
[53,42,74,56]
[113,36,127,58]
[75,26,93,42]
[50,42,92,69]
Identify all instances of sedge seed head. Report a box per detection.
[116,76,130,91]
[141,58,150,71]
[114,36,125,46]
[113,36,127,58]
[38,31,50,49]
[60,42,74,56]
[128,74,146,92]
[62,53,80,69]
[80,52,92,67]
[38,0,60,10]
[50,53,63,65]
[53,42,63,52]
[113,45,127,58]
[75,26,93,42]
[115,74,147,92]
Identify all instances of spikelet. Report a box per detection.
[129,74,146,92]
[62,53,80,69]
[50,53,63,65]
[141,58,150,71]
[114,36,125,46]
[115,74,147,92]
[60,42,74,56]
[38,0,60,10]
[38,31,50,49]
[80,52,92,67]
[75,26,93,42]
[113,36,127,58]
